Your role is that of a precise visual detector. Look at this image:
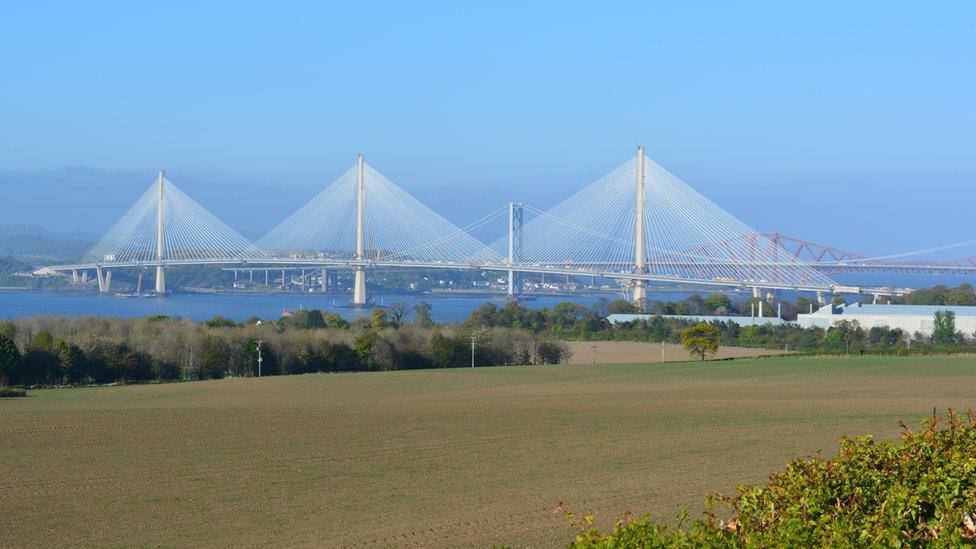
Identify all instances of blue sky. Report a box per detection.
[0,2,973,255]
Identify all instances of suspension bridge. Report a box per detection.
[45,148,973,304]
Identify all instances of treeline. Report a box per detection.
[3,285,975,387]
[465,295,976,354]
[891,283,976,306]
[0,309,569,387]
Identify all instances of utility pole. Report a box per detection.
[353,154,367,305]
[633,145,647,308]
[470,335,476,368]
[155,170,166,295]
[256,340,263,377]
[590,344,597,364]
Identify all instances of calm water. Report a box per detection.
[0,291,687,323]
[0,273,970,323]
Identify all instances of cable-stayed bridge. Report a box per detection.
[46,148,973,303]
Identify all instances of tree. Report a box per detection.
[198,335,230,379]
[551,302,585,329]
[412,301,433,328]
[466,303,499,328]
[703,294,732,315]
[831,320,866,354]
[323,313,349,329]
[0,333,21,386]
[430,332,466,368]
[607,300,639,314]
[203,316,238,328]
[353,331,377,369]
[0,321,16,340]
[54,339,87,384]
[388,301,409,328]
[794,296,816,317]
[680,323,721,361]
[287,309,326,329]
[24,331,59,385]
[369,308,389,330]
[536,339,569,364]
[933,310,956,345]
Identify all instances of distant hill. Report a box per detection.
[0,223,98,241]
[0,235,91,262]
[0,223,63,238]
[0,225,92,262]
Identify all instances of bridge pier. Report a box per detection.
[96,267,106,293]
[817,291,825,306]
[633,283,646,310]
[71,269,79,284]
[353,268,366,305]
[155,265,165,295]
[320,268,328,292]
[105,270,112,293]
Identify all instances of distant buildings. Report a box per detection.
[27,267,66,278]
[797,303,976,337]
[610,302,976,339]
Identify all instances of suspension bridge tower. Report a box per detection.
[155,170,166,295]
[633,145,647,307]
[353,154,367,305]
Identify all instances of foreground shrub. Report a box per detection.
[0,387,26,398]
[567,410,976,547]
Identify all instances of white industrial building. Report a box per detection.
[796,303,976,337]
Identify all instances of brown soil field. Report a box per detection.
[562,340,784,364]
[3,356,976,547]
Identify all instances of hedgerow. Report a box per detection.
[0,386,26,398]
[566,410,976,547]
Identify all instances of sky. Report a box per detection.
[0,1,973,256]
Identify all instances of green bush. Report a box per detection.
[0,387,27,398]
[566,410,976,547]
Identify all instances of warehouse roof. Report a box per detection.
[835,303,976,316]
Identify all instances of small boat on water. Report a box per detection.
[114,292,161,299]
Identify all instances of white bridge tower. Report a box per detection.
[352,154,367,305]
[633,145,647,307]
[155,170,166,295]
